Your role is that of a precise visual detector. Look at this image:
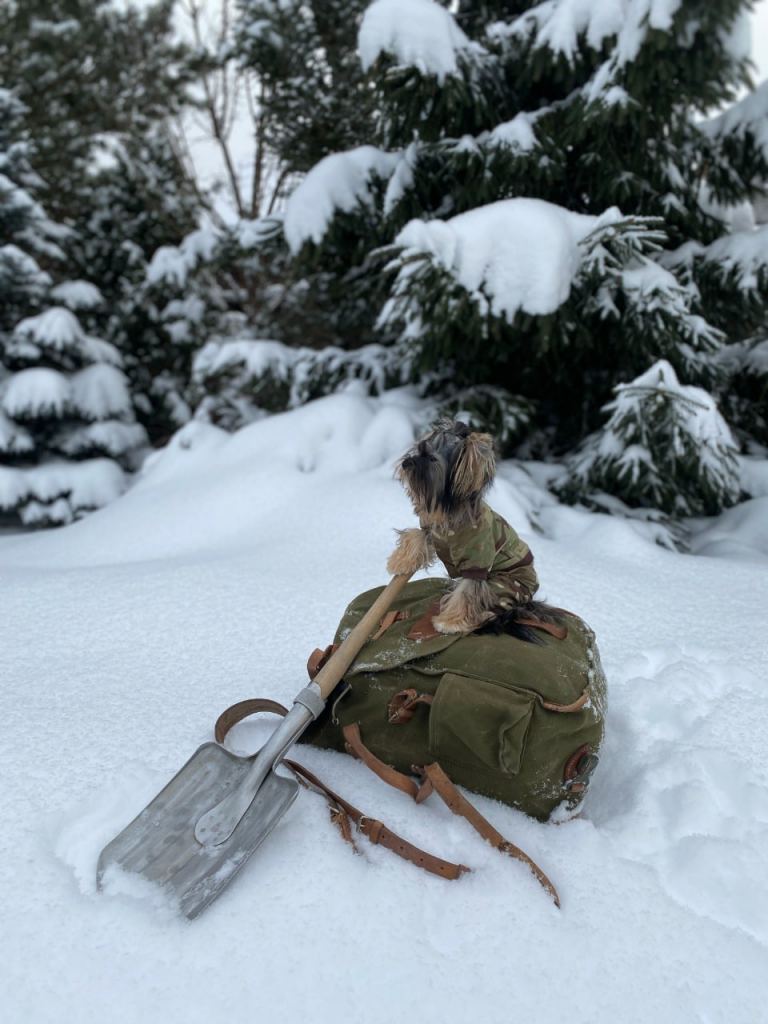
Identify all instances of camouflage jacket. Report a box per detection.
[425,503,536,589]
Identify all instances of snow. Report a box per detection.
[498,0,682,63]
[1,393,767,1022]
[50,279,104,310]
[392,198,622,320]
[699,224,768,290]
[146,227,220,288]
[13,306,86,353]
[282,146,400,253]
[486,112,539,152]
[70,364,133,420]
[2,366,71,418]
[702,78,768,162]
[358,0,482,82]
[0,457,126,522]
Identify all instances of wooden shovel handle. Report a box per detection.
[313,573,413,701]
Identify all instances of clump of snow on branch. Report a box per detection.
[389,197,623,321]
[283,146,400,253]
[358,0,482,82]
[492,0,684,106]
[0,460,127,527]
[50,280,103,310]
[496,0,682,63]
[146,227,220,288]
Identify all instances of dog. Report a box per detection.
[387,419,543,634]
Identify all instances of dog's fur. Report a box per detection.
[388,419,559,637]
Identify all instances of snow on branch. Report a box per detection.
[388,197,624,322]
[0,459,127,526]
[50,280,104,310]
[358,0,484,82]
[702,79,768,163]
[192,337,407,430]
[493,0,681,64]
[283,146,400,253]
[146,227,220,288]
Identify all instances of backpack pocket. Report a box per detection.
[428,672,535,775]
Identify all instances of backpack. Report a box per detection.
[301,578,606,822]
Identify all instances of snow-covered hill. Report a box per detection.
[1,393,767,1024]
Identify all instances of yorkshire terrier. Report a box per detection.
[387,420,540,634]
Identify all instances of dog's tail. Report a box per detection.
[477,600,566,644]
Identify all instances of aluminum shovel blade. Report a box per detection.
[96,742,299,919]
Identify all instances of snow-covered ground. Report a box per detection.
[2,392,767,1024]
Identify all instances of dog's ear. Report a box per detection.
[452,431,495,497]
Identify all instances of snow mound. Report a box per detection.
[1,394,767,1022]
[0,392,421,567]
[690,497,768,560]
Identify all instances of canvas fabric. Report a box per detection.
[428,502,535,580]
[302,578,606,821]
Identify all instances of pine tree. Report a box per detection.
[1,90,146,527]
[0,0,191,226]
[69,130,202,442]
[0,0,204,445]
[251,0,768,519]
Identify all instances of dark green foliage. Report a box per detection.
[235,0,375,174]
[257,0,765,519]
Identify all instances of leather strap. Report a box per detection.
[407,600,443,641]
[387,688,434,725]
[541,688,589,713]
[370,609,408,641]
[306,644,339,680]
[343,723,433,803]
[420,762,560,907]
[283,757,467,880]
[214,699,464,880]
[344,723,560,907]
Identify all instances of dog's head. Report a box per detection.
[396,419,496,524]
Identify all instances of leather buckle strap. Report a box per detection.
[343,723,433,803]
[387,688,434,725]
[282,757,467,880]
[213,698,467,882]
[419,762,560,907]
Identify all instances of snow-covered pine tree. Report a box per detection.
[558,359,741,517]
[1,89,146,527]
[69,129,202,443]
[0,0,202,446]
[256,0,768,518]
[0,0,190,226]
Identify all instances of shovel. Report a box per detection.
[97,571,413,919]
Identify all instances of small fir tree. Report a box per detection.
[558,359,741,517]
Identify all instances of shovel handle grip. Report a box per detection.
[313,573,413,701]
